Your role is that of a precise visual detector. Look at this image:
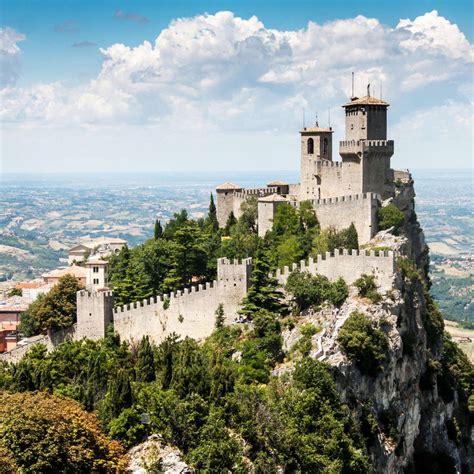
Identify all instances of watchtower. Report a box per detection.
[339,93,394,197]
[299,123,334,200]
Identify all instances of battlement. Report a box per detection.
[233,187,279,200]
[217,257,252,266]
[78,289,114,299]
[114,280,219,314]
[272,248,395,289]
[311,192,380,206]
[340,139,394,154]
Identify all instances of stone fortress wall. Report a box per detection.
[310,192,379,244]
[273,249,395,290]
[73,252,395,346]
[77,258,252,345]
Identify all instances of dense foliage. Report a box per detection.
[285,270,348,313]
[378,204,405,233]
[20,274,83,335]
[106,198,359,308]
[0,391,125,472]
[337,311,389,376]
[0,324,370,472]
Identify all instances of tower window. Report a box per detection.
[307,138,314,155]
[323,138,328,155]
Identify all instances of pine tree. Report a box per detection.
[214,304,225,329]
[239,246,287,317]
[208,194,219,231]
[224,212,237,235]
[154,219,163,240]
[136,336,155,383]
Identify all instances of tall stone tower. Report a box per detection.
[300,124,334,200]
[339,95,394,197]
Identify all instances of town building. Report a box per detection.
[68,237,127,264]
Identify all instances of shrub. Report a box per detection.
[337,311,389,375]
[0,391,125,472]
[354,274,381,303]
[286,270,348,313]
[397,257,421,282]
[378,204,405,233]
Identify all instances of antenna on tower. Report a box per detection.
[367,83,371,97]
[351,72,354,98]
[328,109,331,128]
[315,112,319,127]
[303,108,306,129]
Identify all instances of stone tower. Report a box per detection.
[215,182,243,228]
[299,124,334,200]
[76,290,114,340]
[339,95,394,197]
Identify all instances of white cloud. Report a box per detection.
[0,10,472,140]
[0,27,26,86]
[397,10,474,61]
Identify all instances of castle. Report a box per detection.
[216,94,405,243]
[73,92,408,346]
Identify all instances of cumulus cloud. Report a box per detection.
[397,10,474,60]
[0,27,25,87]
[1,10,472,133]
[114,9,150,24]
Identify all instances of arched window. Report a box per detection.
[323,138,328,156]
[307,137,314,155]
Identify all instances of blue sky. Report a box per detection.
[1,0,473,173]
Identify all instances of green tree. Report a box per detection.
[240,246,286,317]
[224,212,237,235]
[207,194,219,231]
[378,204,405,233]
[136,336,156,383]
[154,219,163,239]
[286,270,348,313]
[337,310,389,375]
[214,303,225,329]
[186,409,242,471]
[107,369,133,418]
[20,274,83,333]
[344,222,359,250]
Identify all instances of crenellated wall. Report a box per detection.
[112,258,252,345]
[273,249,395,289]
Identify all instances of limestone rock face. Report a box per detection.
[321,181,472,473]
[127,434,193,474]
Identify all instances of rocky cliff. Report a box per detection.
[305,181,473,473]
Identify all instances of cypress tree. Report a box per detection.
[345,222,359,250]
[136,336,156,383]
[208,194,219,231]
[154,219,163,240]
[239,246,287,317]
[224,212,237,235]
[108,369,132,417]
[214,304,225,329]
